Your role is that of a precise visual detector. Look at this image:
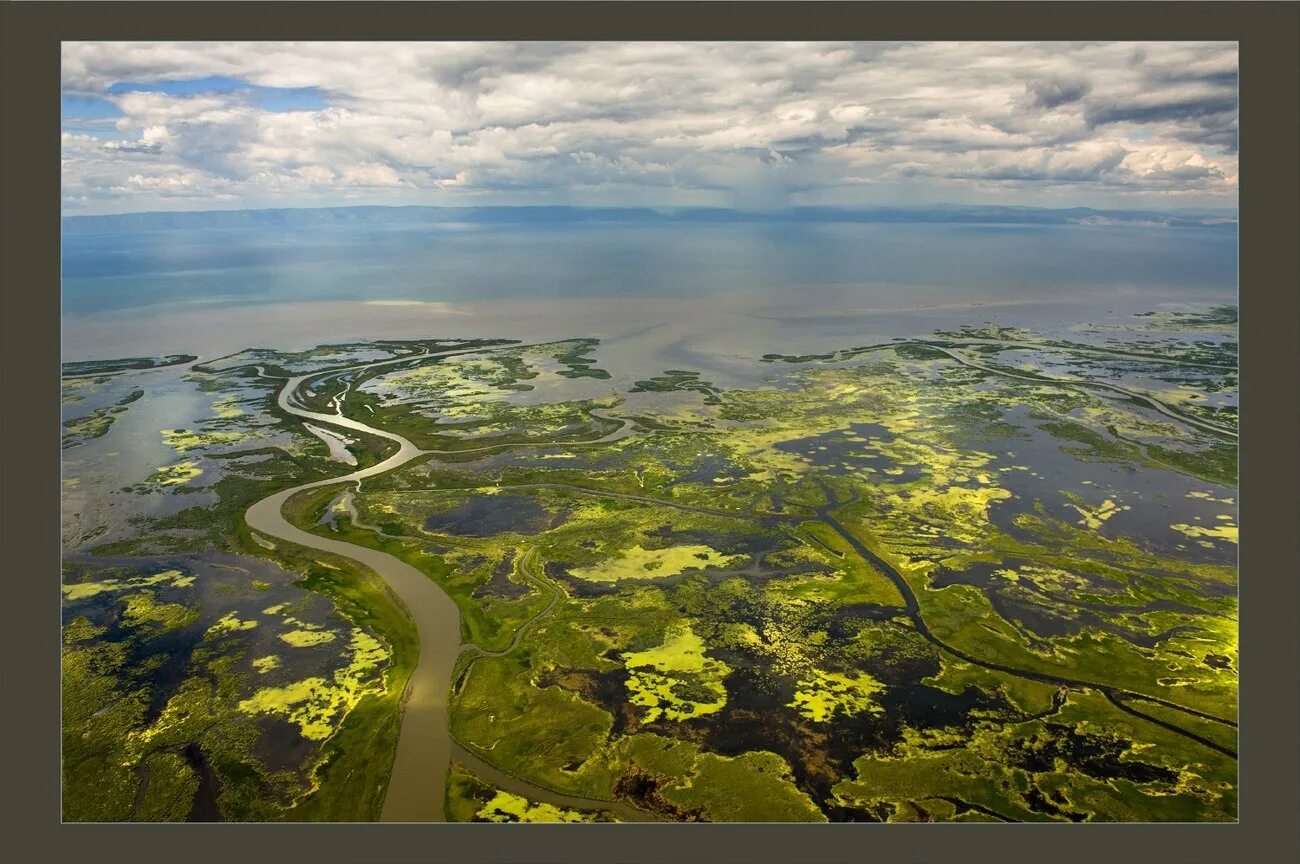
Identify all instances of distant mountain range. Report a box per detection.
[62,204,1237,234]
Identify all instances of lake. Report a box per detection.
[61,219,1237,362]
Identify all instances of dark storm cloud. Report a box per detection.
[1086,96,1238,129]
[1027,78,1091,110]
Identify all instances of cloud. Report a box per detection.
[60,41,1238,213]
[1086,95,1238,129]
[1026,78,1091,109]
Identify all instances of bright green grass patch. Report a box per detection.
[121,592,199,631]
[280,629,336,647]
[476,790,600,823]
[788,669,886,723]
[569,544,742,583]
[239,629,388,740]
[445,762,619,822]
[624,622,730,722]
[1068,498,1130,530]
[62,568,194,601]
[1171,522,1238,543]
[206,612,258,638]
[251,655,281,674]
[161,428,251,454]
[149,459,204,486]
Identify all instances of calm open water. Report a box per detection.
[61,219,1236,361]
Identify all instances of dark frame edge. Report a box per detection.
[1,3,1296,863]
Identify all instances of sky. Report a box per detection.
[61,41,1239,215]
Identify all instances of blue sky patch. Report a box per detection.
[62,95,124,122]
[105,75,328,112]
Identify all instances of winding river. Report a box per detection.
[245,356,462,821]
[244,351,645,821]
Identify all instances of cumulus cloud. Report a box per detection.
[60,41,1238,213]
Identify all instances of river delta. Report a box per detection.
[61,304,1238,823]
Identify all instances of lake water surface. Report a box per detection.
[62,219,1236,362]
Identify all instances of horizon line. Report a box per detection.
[63,201,1240,222]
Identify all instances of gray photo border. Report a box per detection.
[2,3,1296,862]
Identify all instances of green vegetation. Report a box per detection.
[60,545,413,822]
[61,387,144,448]
[62,361,418,823]
[570,545,742,583]
[446,763,619,822]
[63,306,1238,822]
[631,370,721,403]
[63,354,197,376]
[624,623,732,722]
